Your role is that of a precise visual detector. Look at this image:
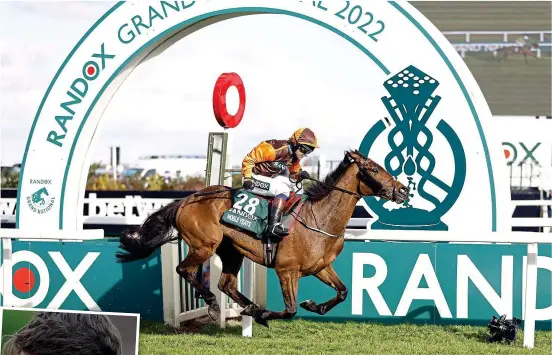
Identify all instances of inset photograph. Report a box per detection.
[1,307,139,355]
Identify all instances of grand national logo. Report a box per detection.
[26,186,55,214]
[359,66,466,231]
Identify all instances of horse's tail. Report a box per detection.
[115,200,182,263]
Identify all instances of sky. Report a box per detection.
[0,0,392,169]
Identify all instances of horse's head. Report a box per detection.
[346,150,409,204]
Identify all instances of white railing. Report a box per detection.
[442,30,552,58]
[510,200,552,232]
[443,30,551,43]
[451,42,551,58]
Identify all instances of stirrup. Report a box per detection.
[270,223,289,238]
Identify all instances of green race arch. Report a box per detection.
[15,0,510,234]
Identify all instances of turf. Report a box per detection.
[411,1,551,116]
[138,318,552,355]
[461,56,551,116]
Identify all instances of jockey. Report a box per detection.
[515,35,529,49]
[241,128,319,238]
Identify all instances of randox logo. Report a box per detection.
[26,187,55,214]
[359,66,466,231]
[502,141,541,166]
[46,43,115,148]
[253,180,270,190]
[0,250,100,310]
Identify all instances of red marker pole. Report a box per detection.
[212,72,246,129]
[211,73,253,336]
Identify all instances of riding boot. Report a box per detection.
[268,197,289,239]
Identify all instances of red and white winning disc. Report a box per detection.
[212,72,246,128]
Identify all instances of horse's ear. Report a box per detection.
[346,150,364,163]
[353,149,367,160]
[345,150,356,163]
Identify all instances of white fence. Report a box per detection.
[442,30,550,43]
[441,30,552,58]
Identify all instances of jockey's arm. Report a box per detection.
[241,142,276,180]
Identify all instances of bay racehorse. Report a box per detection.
[116,150,409,327]
[495,43,540,64]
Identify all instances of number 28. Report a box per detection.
[234,193,260,214]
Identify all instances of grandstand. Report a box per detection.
[412,1,552,116]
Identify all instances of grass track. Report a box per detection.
[139,318,552,355]
[411,1,551,116]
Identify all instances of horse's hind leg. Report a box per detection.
[300,264,347,315]
[217,240,252,306]
[176,245,221,320]
[216,240,267,326]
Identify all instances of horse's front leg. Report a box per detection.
[300,264,347,315]
[254,270,300,327]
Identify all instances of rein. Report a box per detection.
[294,163,397,238]
[192,187,240,197]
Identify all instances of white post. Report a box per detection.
[205,132,229,328]
[523,242,538,349]
[161,241,181,328]
[242,258,254,337]
[466,32,470,43]
[210,254,227,328]
[503,32,508,42]
[2,238,13,307]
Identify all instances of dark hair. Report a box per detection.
[2,312,122,355]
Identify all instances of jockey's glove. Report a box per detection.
[243,179,254,190]
[299,171,311,181]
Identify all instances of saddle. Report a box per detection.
[220,190,306,267]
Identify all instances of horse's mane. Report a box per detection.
[304,152,354,202]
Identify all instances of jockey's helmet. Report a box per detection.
[290,128,319,149]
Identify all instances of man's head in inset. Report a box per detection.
[2,311,122,355]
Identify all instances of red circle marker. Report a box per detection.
[87,66,95,76]
[213,72,246,128]
[504,149,510,159]
[13,268,35,293]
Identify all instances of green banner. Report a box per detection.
[267,241,552,329]
[1,239,163,321]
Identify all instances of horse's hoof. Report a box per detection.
[208,303,220,321]
[300,299,317,312]
[255,312,270,328]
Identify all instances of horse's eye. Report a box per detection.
[371,167,378,174]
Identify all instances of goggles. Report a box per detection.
[298,144,314,154]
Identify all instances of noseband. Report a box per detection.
[354,166,397,201]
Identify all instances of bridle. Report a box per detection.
[291,156,398,238]
[299,156,398,202]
